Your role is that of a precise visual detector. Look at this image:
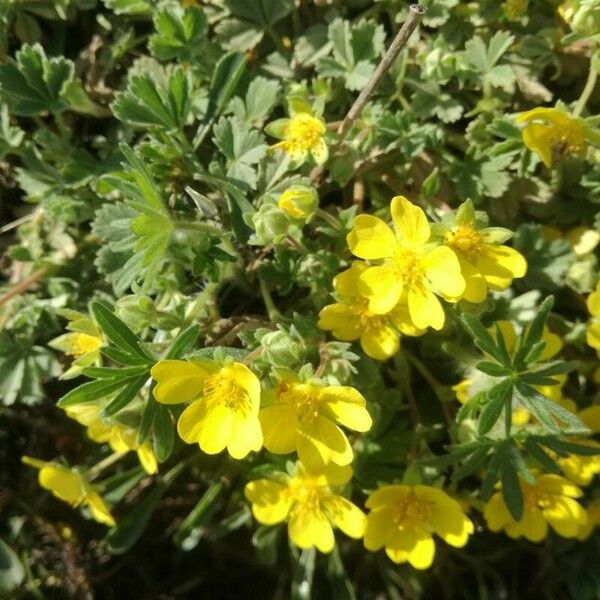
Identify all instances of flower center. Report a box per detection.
[521,484,552,510]
[445,226,483,258]
[553,124,586,157]
[279,382,321,424]
[390,248,423,286]
[284,114,325,152]
[391,492,433,527]
[65,333,102,357]
[203,373,248,411]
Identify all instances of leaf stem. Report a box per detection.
[573,53,598,117]
[173,220,223,236]
[87,452,127,481]
[259,278,282,322]
[315,208,342,230]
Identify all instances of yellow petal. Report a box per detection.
[288,508,335,553]
[151,359,211,405]
[319,386,372,432]
[407,532,435,570]
[359,265,403,314]
[39,466,85,505]
[137,442,158,475]
[347,215,396,260]
[333,262,368,297]
[360,324,399,359]
[579,405,600,433]
[587,287,600,317]
[483,493,512,532]
[478,246,527,289]
[318,304,361,341]
[85,488,116,527]
[322,495,366,539]
[297,416,353,469]
[544,497,587,538]
[227,413,263,459]
[319,463,354,486]
[457,257,487,303]
[198,405,234,455]
[390,196,430,247]
[428,502,473,547]
[587,322,600,352]
[245,479,292,525]
[311,138,328,165]
[177,400,209,444]
[365,485,408,509]
[421,246,465,299]
[364,506,395,550]
[522,122,555,167]
[259,404,299,454]
[536,474,583,498]
[408,283,445,330]
[519,508,548,542]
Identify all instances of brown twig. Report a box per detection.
[336,4,426,140]
[311,4,426,185]
[0,268,48,307]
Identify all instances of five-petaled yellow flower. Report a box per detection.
[266,97,328,166]
[151,359,263,459]
[49,309,103,380]
[347,195,465,330]
[22,456,115,527]
[245,462,366,553]
[259,370,372,469]
[441,200,527,303]
[363,484,474,569]
[65,403,158,475]
[516,107,600,167]
[484,474,587,541]
[318,261,423,360]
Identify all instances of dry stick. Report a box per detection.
[0,268,48,307]
[311,4,426,184]
[337,4,425,139]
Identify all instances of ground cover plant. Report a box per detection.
[1,0,600,598]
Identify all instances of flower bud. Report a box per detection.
[261,330,305,368]
[251,204,291,245]
[277,186,318,221]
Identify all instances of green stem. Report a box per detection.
[173,220,223,237]
[87,452,126,481]
[259,278,282,322]
[315,208,342,230]
[573,54,598,117]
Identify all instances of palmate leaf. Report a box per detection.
[97,144,174,293]
[111,68,190,131]
[478,378,513,435]
[149,4,208,62]
[0,43,74,115]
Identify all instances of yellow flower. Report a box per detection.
[516,107,600,167]
[245,462,365,553]
[266,97,327,166]
[586,281,600,353]
[65,404,157,475]
[151,359,263,459]
[577,497,600,540]
[49,309,103,380]
[347,196,465,330]
[21,456,115,527]
[441,201,526,303]
[259,371,372,469]
[318,262,424,360]
[484,474,587,541]
[363,484,474,569]
[503,0,528,20]
[277,185,318,221]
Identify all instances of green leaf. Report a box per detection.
[112,68,190,130]
[461,313,509,366]
[519,360,577,386]
[91,302,154,362]
[500,445,524,521]
[213,115,267,189]
[103,372,150,417]
[58,376,140,407]
[523,438,560,474]
[153,404,175,462]
[453,445,491,481]
[0,538,24,593]
[83,365,150,378]
[478,378,513,435]
[0,43,74,115]
[173,482,224,547]
[476,360,509,377]
[523,296,554,354]
[165,325,200,359]
[243,77,280,122]
[149,4,208,61]
[205,52,247,125]
[537,437,600,457]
